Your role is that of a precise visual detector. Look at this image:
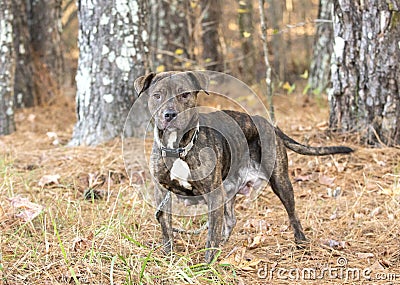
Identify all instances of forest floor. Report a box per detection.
[1,87,400,284]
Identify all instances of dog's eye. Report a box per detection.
[179,92,191,100]
[152,93,161,100]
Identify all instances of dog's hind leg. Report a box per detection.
[270,140,307,244]
[222,194,237,243]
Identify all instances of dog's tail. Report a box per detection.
[275,127,353,156]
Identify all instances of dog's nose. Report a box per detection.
[164,110,177,122]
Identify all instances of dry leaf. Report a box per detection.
[369,260,385,271]
[88,173,108,188]
[357,252,374,259]
[220,246,245,267]
[38,174,60,187]
[370,207,381,217]
[300,70,309,80]
[327,187,341,197]
[247,233,266,249]
[240,257,264,271]
[174,48,184,55]
[280,224,289,232]
[243,219,269,232]
[380,258,391,268]
[220,246,264,271]
[294,174,312,182]
[316,121,328,129]
[298,125,312,131]
[332,157,347,172]
[27,113,36,122]
[319,175,336,186]
[8,196,43,222]
[46,132,59,145]
[329,211,337,220]
[373,154,386,167]
[387,213,395,220]
[322,239,346,249]
[242,31,251,38]
[156,65,165,73]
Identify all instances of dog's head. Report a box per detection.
[134,71,208,132]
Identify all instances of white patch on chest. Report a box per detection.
[166,131,177,148]
[170,158,192,189]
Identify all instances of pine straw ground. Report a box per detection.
[1,91,400,285]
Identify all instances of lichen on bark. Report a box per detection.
[0,1,16,135]
[330,0,400,145]
[70,0,149,146]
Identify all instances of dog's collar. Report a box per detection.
[154,122,200,158]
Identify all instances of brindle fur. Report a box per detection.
[134,71,353,263]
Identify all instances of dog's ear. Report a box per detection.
[134,72,156,96]
[187,71,210,95]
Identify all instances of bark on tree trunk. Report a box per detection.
[29,0,64,92]
[149,0,191,71]
[330,0,400,146]
[12,0,35,108]
[308,0,333,95]
[268,0,286,81]
[201,0,224,71]
[237,0,256,84]
[11,0,63,108]
[70,0,149,146]
[0,0,16,135]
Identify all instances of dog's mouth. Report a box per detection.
[162,121,178,131]
[158,117,180,131]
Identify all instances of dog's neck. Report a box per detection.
[154,121,199,158]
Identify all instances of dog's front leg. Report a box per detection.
[154,185,173,254]
[205,186,224,263]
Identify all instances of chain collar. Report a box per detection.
[154,122,200,158]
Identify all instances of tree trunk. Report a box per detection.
[237,0,256,84]
[259,0,275,122]
[12,0,35,108]
[268,0,286,81]
[29,0,64,95]
[200,0,224,71]
[308,0,333,95]
[70,0,149,146]
[11,0,63,108]
[330,0,400,146]
[149,0,191,71]
[0,0,16,135]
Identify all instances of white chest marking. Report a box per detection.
[170,158,192,189]
[166,131,177,148]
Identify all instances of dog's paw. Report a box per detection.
[205,248,220,264]
[295,237,310,250]
[161,240,173,255]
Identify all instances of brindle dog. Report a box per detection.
[134,71,353,263]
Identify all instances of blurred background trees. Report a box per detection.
[0,0,16,135]
[148,0,193,71]
[69,0,149,146]
[12,0,63,108]
[0,0,399,146]
[308,0,333,94]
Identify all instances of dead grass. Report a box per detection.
[1,92,400,284]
